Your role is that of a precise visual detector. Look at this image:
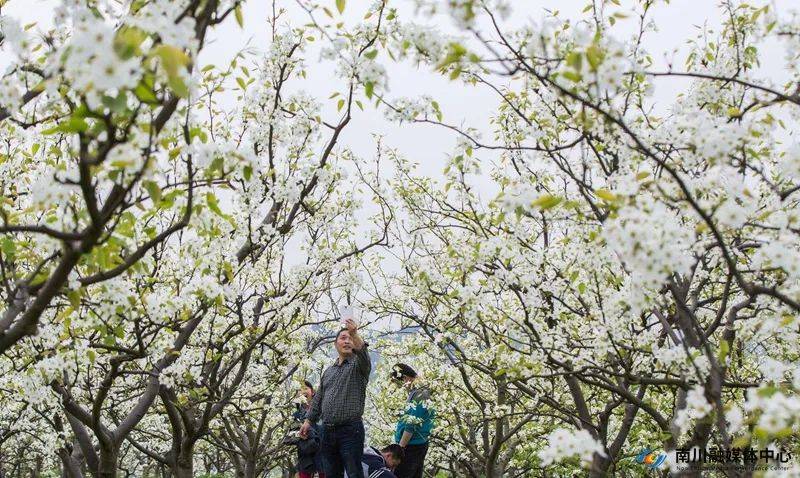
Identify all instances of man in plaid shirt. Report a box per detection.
[300,318,371,478]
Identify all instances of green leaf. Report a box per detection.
[134,75,159,104]
[223,261,234,282]
[336,0,346,14]
[113,26,147,60]
[1,237,16,258]
[209,156,224,175]
[431,100,442,121]
[143,180,162,204]
[595,189,617,202]
[155,45,190,97]
[438,42,467,69]
[364,49,378,60]
[102,92,128,113]
[234,4,244,27]
[718,340,730,362]
[30,267,52,287]
[42,116,89,135]
[566,51,583,71]
[532,194,562,210]
[337,98,345,111]
[206,192,223,216]
[560,70,582,83]
[364,82,374,99]
[586,44,603,71]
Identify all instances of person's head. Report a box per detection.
[335,328,354,357]
[299,380,314,401]
[390,363,417,388]
[381,444,404,469]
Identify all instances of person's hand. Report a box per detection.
[299,420,311,439]
[344,318,358,334]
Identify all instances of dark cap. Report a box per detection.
[391,363,417,380]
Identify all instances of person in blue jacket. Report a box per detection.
[390,364,434,478]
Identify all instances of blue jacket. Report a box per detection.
[394,387,434,446]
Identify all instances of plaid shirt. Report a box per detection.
[307,343,371,425]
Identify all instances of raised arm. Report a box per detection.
[345,318,364,350]
[345,318,371,377]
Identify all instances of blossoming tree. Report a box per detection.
[1,0,391,476]
[361,0,800,476]
[3,0,800,477]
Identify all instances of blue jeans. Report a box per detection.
[320,419,365,478]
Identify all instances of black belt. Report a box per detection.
[322,417,362,429]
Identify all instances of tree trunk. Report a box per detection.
[171,440,194,478]
[589,455,611,478]
[30,456,42,478]
[96,446,118,478]
[242,457,257,478]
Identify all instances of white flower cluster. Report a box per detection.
[552,23,633,97]
[538,428,605,467]
[0,15,33,58]
[776,10,800,70]
[54,11,141,100]
[385,96,435,122]
[357,60,389,92]
[262,30,303,79]
[602,198,694,313]
[0,75,23,111]
[676,111,748,164]
[31,169,79,209]
[320,37,349,62]
[753,234,800,281]
[779,143,800,179]
[744,388,800,435]
[392,23,449,64]
[760,357,789,382]
[593,38,630,95]
[726,405,745,435]
[652,344,687,367]
[104,141,148,181]
[698,165,761,229]
[673,386,713,436]
[319,30,389,95]
[128,0,197,52]
[442,0,474,28]
[11,373,53,407]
